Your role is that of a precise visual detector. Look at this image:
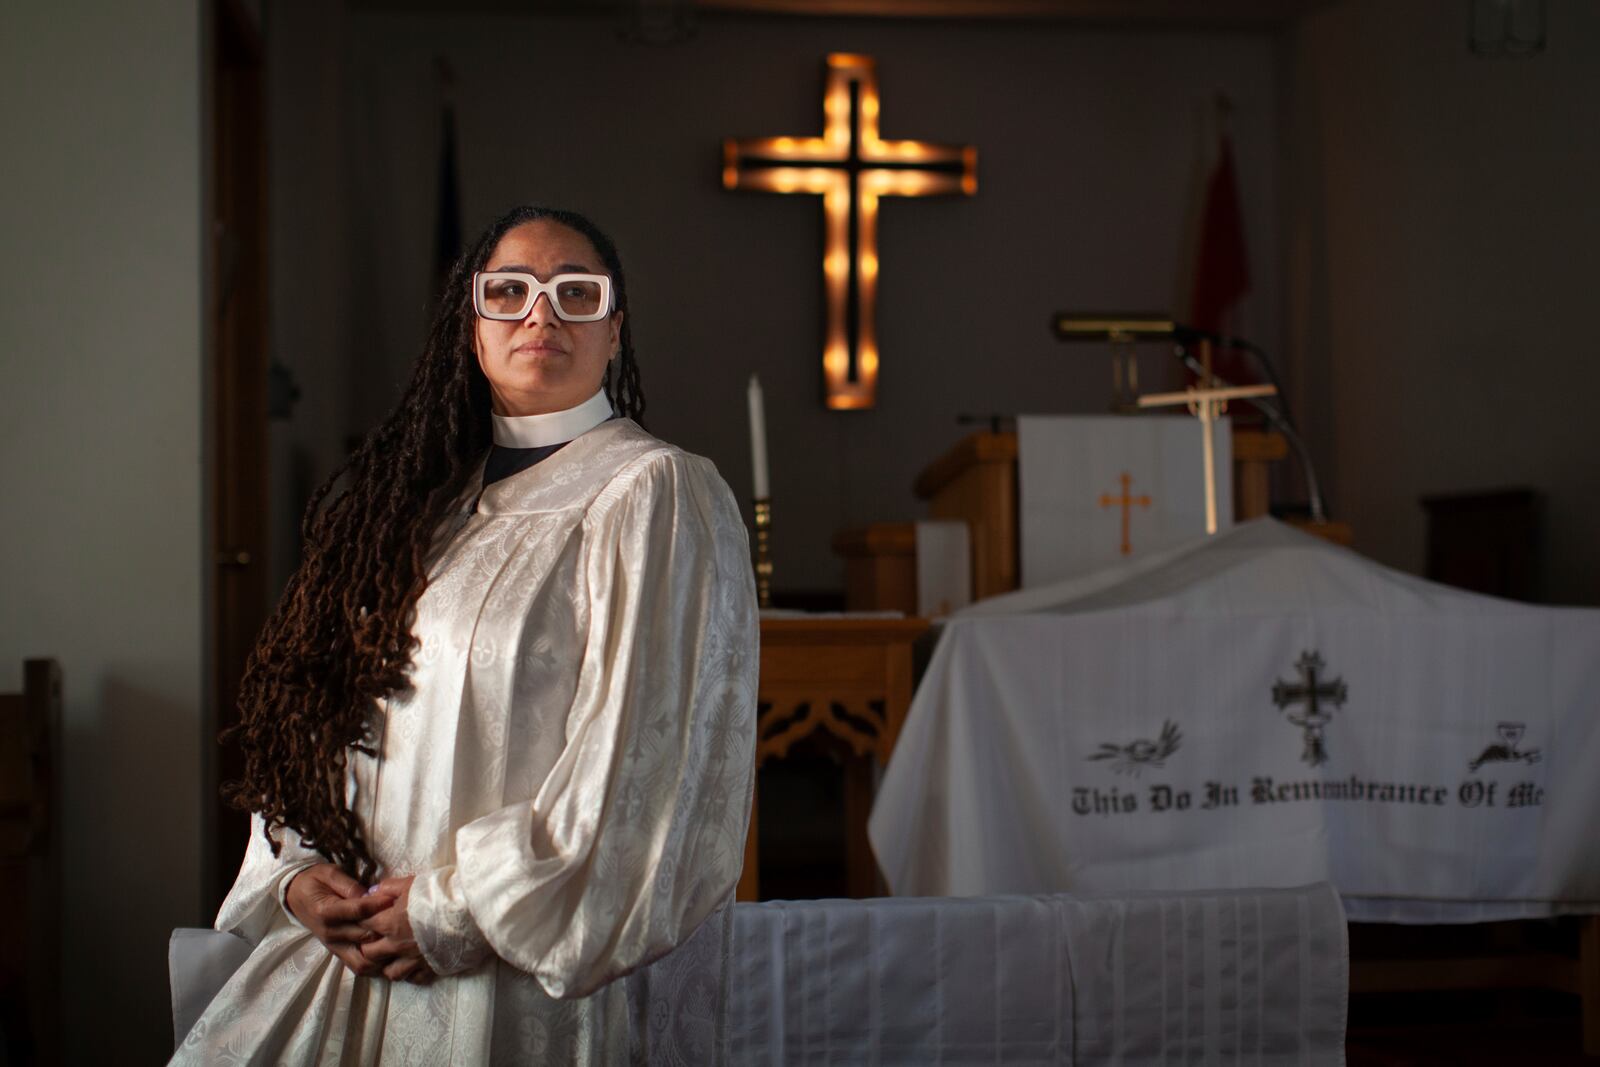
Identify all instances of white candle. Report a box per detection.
[747,373,770,499]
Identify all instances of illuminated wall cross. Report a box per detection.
[723,53,978,410]
[1098,472,1152,556]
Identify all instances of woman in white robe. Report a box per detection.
[174,207,757,1064]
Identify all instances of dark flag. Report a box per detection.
[1188,134,1252,386]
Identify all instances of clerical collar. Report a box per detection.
[490,390,613,448]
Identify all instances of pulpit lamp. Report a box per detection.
[1052,313,1180,410]
[1051,314,1179,343]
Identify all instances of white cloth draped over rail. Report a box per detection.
[174,883,1350,1065]
[870,519,1600,922]
[172,419,759,1065]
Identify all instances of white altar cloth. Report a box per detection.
[172,884,1347,1064]
[869,519,1600,922]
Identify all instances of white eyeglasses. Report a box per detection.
[473,271,615,323]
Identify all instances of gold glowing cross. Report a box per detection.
[1137,339,1277,534]
[723,53,978,410]
[1099,472,1152,556]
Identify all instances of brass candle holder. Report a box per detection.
[752,497,773,608]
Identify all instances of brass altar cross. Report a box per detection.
[723,53,978,410]
[1098,472,1151,556]
[1136,339,1276,534]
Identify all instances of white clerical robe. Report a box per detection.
[173,419,759,1065]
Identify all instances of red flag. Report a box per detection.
[1189,136,1252,384]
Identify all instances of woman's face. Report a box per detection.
[473,219,622,416]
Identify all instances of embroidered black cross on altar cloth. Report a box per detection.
[1272,650,1349,767]
[723,53,978,410]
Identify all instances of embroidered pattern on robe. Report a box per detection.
[175,420,758,1065]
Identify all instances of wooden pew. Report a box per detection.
[0,659,61,1066]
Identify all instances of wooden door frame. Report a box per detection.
[206,0,268,913]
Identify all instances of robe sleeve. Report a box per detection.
[213,813,322,944]
[406,449,759,997]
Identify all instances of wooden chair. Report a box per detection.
[0,659,62,1066]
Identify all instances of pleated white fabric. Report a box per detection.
[723,886,1347,1066]
[171,419,758,1065]
[175,884,1348,1065]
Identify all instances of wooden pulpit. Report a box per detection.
[837,428,1351,612]
[911,433,1019,600]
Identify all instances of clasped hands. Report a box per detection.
[285,864,438,984]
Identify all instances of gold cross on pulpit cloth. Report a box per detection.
[1137,341,1276,534]
[722,53,978,410]
[1098,471,1152,556]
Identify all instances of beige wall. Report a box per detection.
[0,1,205,1062]
[1288,0,1600,602]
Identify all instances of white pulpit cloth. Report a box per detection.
[172,883,1348,1064]
[1018,415,1231,588]
[870,519,1600,923]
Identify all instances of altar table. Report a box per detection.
[869,520,1600,918]
[744,615,929,900]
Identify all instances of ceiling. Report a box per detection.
[701,0,1331,25]
[352,0,1335,29]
